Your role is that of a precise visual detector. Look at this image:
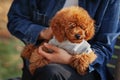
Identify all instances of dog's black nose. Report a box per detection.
[75,34,80,39]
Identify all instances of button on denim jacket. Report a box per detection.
[7,0,120,80]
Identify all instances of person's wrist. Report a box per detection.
[39,30,44,40]
[38,28,53,40]
[65,55,72,64]
[38,28,48,40]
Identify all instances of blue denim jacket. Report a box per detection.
[7,0,120,80]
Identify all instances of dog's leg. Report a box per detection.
[70,52,97,75]
[29,49,49,74]
[21,44,36,59]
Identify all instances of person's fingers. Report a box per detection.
[43,43,59,52]
[38,45,51,58]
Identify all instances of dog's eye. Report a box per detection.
[80,26,85,29]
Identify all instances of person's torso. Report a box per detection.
[29,0,110,35]
[28,0,113,80]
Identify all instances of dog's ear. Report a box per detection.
[84,18,95,40]
[50,17,65,42]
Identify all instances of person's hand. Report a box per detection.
[39,27,53,40]
[38,43,72,64]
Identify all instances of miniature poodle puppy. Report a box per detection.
[21,6,97,75]
[49,6,97,75]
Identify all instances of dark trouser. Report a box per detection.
[22,59,101,80]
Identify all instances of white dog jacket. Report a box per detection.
[49,37,92,54]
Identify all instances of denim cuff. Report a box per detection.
[23,24,46,45]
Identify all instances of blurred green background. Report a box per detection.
[0,0,24,80]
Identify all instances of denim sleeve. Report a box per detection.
[89,0,120,71]
[7,0,46,45]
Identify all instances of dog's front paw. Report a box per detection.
[70,52,97,75]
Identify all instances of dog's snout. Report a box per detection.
[75,34,80,39]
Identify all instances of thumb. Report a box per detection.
[43,43,59,52]
[38,45,51,58]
